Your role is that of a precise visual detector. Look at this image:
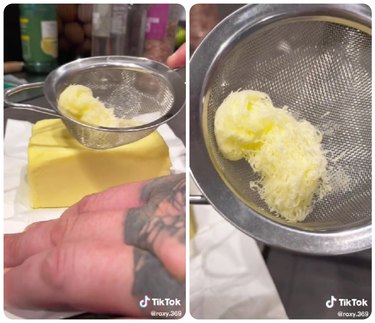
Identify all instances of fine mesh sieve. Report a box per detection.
[4,56,185,149]
[190,4,371,254]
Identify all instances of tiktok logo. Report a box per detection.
[326,295,337,308]
[139,295,151,308]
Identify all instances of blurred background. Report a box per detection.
[3,3,186,142]
[4,3,186,75]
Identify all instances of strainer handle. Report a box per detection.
[190,195,209,205]
[4,82,60,118]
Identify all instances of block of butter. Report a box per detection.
[28,119,171,208]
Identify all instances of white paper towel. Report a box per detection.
[3,119,186,318]
[190,178,288,319]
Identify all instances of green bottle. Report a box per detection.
[19,4,58,74]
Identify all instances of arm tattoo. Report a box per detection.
[124,173,186,253]
[124,174,186,314]
[133,248,185,314]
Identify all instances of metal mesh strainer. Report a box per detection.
[190,4,371,254]
[5,56,185,149]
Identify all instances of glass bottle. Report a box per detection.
[91,4,111,56]
[19,4,58,73]
[127,4,148,57]
[110,4,129,55]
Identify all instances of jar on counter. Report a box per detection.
[110,4,129,55]
[19,4,58,73]
[144,4,182,64]
[58,4,92,64]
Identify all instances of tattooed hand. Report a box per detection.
[4,174,186,318]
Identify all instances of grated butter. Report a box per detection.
[214,90,330,222]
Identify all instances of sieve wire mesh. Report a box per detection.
[56,66,174,123]
[52,65,175,149]
[204,20,371,232]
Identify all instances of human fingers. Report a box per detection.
[4,179,144,268]
[5,175,185,279]
[5,207,185,281]
[4,240,185,317]
[68,173,186,279]
[5,241,136,315]
[3,178,149,268]
[4,210,124,268]
[124,174,186,281]
[166,43,186,69]
[63,179,144,216]
[4,220,56,267]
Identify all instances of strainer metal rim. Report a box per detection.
[190,3,372,255]
[44,55,185,132]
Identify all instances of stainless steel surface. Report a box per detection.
[5,56,185,149]
[190,195,208,205]
[4,82,60,117]
[190,4,371,254]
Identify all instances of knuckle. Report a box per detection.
[49,216,72,246]
[42,245,71,290]
[24,221,40,232]
[77,194,92,212]
[77,192,99,213]
[5,234,22,265]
